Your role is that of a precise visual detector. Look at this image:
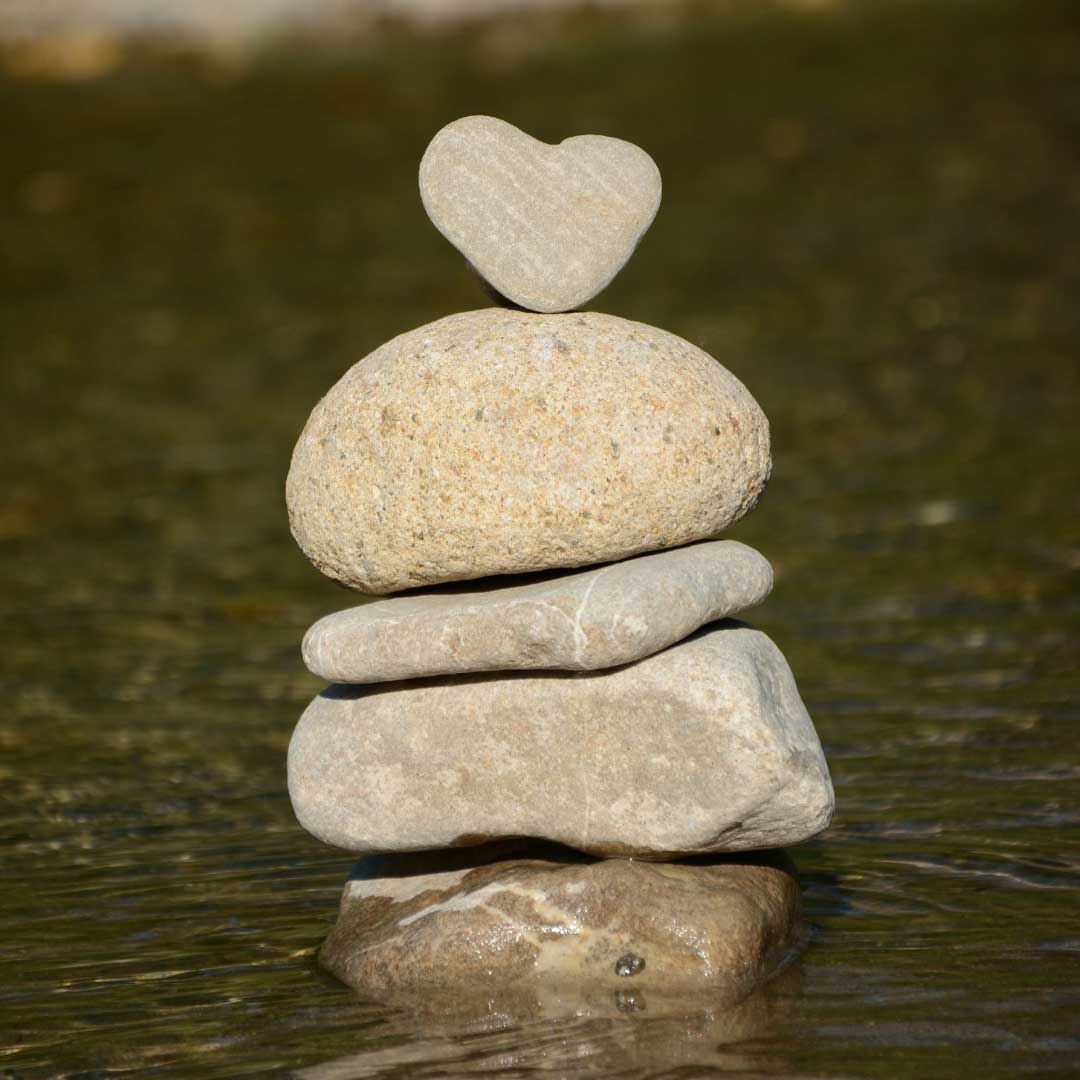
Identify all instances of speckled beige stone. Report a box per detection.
[288,622,833,857]
[420,115,661,312]
[318,845,800,1000]
[302,539,772,683]
[286,309,771,594]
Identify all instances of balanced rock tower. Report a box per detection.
[286,116,834,1005]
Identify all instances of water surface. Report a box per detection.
[1,1,1078,1075]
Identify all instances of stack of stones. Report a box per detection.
[286,116,834,1007]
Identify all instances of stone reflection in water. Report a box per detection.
[293,964,802,1078]
[319,842,801,1001]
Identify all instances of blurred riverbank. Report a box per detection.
[3,0,840,80]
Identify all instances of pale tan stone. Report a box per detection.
[302,539,772,682]
[288,622,833,857]
[420,115,661,312]
[286,309,771,594]
[317,844,801,1002]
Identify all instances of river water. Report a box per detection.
[2,1,1078,1075]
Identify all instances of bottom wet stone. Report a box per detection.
[320,844,801,1000]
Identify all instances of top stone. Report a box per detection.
[420,115,661,313]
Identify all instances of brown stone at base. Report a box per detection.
[319,844,801,1002]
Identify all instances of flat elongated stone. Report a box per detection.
[288,623,834,857]
[420,115,661,312]
[302,540,773,683]
[286,309,771,594]
[318,845,800,1000]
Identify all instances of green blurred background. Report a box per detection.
[1,0,1078,1076]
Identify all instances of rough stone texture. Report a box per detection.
[286,309,771,594]
[288,622,834,857]
[318,844,800,1003]
[420,115,661,313]
[303,539,773,683]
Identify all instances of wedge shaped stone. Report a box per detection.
[420,115,661,312]
[288,622,834,858]
[302,540,773,683]
[319,845,800,1000]
[286,309,771,594]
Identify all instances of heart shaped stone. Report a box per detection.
[419,115,661,313]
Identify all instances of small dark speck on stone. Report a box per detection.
[714,426,722,435]
[614,989,646,1012]
[615,952,645,977]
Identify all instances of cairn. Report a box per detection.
[285,115,834,1005]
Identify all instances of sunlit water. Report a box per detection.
[2,1,1078,1075]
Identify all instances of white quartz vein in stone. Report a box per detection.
[397,881,583,938]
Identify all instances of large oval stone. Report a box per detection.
[318,845,801,1001]
[288,622,834,858]
[286,309,771,594]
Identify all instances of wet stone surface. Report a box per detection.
[615,953,646,977]
[319,844,801,1000]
